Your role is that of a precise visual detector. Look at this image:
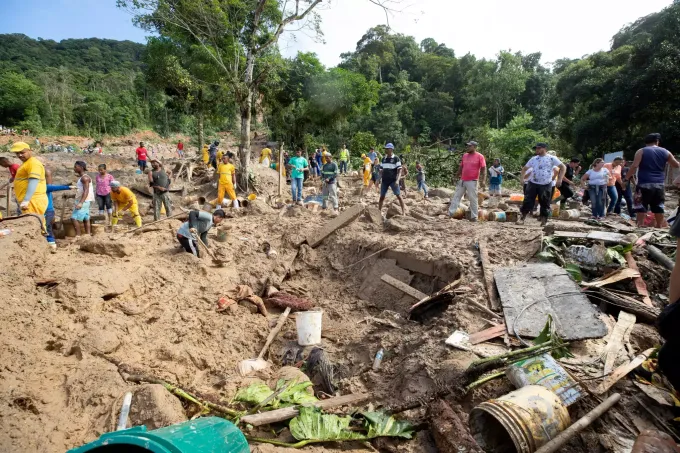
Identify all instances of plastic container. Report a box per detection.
[469,385,570,453]
[505,211,519,222]
[506,354,582,406]
[296,309,323,346]
[373,349,384,370]
[548,204,560,218]
[68,417,249,453]
[559,209,580,220]
[509,194,524,202]
[0,228,12,237]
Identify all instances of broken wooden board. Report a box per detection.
[595,348,654,394]
[494,263,607,340]
[306,204,365,248]
[359,259,413,311]
[479,240,501,311]
[380,274,427,300]
[602,311,636,375]
[581,268,641,288]
[601,221,635,233]
[624,252,653,307]
[469,323,507,345]
[553,230,629,244]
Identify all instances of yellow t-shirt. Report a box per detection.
[14,156,47,202]
[217,163,235,186]
[217,150,224,162]
[202,146,209,164]
[260,148,272,163]
[111,187,137,208]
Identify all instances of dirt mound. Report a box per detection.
[128,384,188,430]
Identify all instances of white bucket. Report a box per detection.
[296,309,323,346]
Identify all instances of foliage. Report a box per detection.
[533,315,573,359]
[488,113,547,169]
[350,131,377,156]
[233,380,317,408]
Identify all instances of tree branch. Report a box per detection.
[256,0,323,54]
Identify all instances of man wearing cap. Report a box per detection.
[378,143,406,216]
[176,209,226,256]
[447,141,486,221]
[321,152,339,213]
[10,141,48,220]
[519,143,566,226]
[110,181,142,227]
[626,133,680,228]
[72,161,94,236]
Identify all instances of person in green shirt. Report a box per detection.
[339,143,349,174]
[321,152,339,213]
[289,148,309,204]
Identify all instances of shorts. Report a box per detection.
[71,201,91,221]
[96,193,112,212]
[380,179,401,197]
[638,186,665,213]
[138,159,147,170]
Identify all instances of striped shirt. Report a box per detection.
[380,155,402,183]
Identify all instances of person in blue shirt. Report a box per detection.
[488,158,505,198]
[45,168,74,249]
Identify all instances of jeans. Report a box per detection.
[322,182,338,209]
[153,191,173,221]
[291,177,303,201]
[606,185,618,214]
[45,209,56,244]
[448,180,479,219]
[588,185,606,218]
[417,180,429,196]
[622,184,634,217]
[339,160,348,174]
[521,182,552,218]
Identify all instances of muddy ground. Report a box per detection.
[0,135,676,453]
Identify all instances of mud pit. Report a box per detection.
[0,140,675,453]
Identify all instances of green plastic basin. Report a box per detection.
[68,417,249,453]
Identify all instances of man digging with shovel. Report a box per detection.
[176,209,225,257]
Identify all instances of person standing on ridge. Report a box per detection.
[378,143,406,216]
[338,143,349,175]
[415,161,429,198]
[625,133,679,228]
[72,161,94,236]
[177,140,184,158]
[149,159,173,221]
[518,143,565,226]
[447,141,487,222]
[135,142,148,172]
[10,142,48,220]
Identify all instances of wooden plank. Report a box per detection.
[469,323,507,345]
[624,252,653,307]
[479,240,501,311]
[587,231,628,243]
[380,274,427,300]
[240,393,370,426]
[595,348,654,394]
[602,311,636,375]
[306,204,365,248]
[581,268,640,288]
[554,231,589,240]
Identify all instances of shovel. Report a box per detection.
[238,307,291,376]
[191,232,228,266]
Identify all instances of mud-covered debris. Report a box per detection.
[267,291,313,311]
[79,237,133,257]
[128,384,188,430]
[428,399,482,453]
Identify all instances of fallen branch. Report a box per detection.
[647,244,675,271]
[478,240,500,311]
[585,288,660,323]
[534,393,621,453]
[240,393,369,426]
[466,343,568,379]
[465,371,505,392]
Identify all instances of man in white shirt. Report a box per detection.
[519,143,566,226]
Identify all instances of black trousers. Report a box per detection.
[177,234,199,256]
[521,182,552,218]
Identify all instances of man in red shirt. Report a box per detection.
[447,141,487,221]
[177,140,184,158]
[0,157,21,215]
[136,142,148,172]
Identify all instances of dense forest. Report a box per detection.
[1,1,680,184]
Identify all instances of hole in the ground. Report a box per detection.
[102,293,119,301]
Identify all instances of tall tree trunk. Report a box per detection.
[239,53,255,190]
[197,88,204,153]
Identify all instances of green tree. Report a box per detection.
[0,71,42,126]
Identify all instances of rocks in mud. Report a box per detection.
[364,206,384,225]
[128,384,188,430]
[428,188,454,199]
[386,203,403,219]
[80,237,133,257]
[385,215,422,232]
[428,399,482,453]
[68,325,121,357]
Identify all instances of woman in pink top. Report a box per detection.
[95,163,114,222]
[604,157,623,215]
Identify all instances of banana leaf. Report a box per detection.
[533,315,573,359]
[233,383,273,405]
[564,263,583,282]
[275,379,318,405]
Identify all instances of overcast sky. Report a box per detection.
[0,0,673,67]
[279,0,674,66]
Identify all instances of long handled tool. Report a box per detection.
[238,307,291,376]
[120,210,187,236]
[192,232,228,266]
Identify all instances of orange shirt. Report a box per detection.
[603,163,622,187]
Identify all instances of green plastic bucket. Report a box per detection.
[68,417,249,453]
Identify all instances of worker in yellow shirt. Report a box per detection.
[10,141,48,220]
[202,144,210,164]
[361,153,372,194]
[110,181,142,227]
[211,152,237,208]
[259,147,272,166]
[216,148,224,162]
[321,147,329,165]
